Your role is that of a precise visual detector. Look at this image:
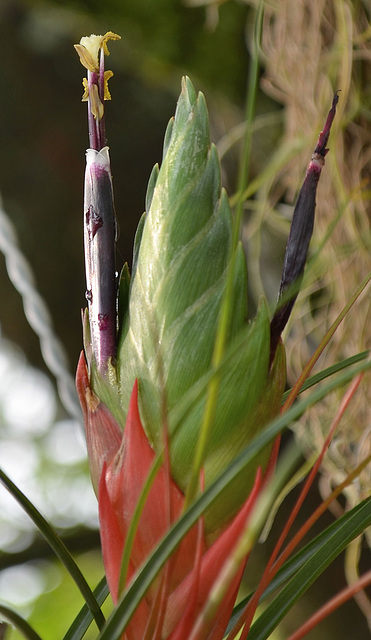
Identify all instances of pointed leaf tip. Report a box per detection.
[76,351,122,494]
[183,75,197,105]
[145,163,160,213]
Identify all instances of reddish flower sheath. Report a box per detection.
[76,352,264,639]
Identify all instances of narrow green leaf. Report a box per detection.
[63,577,109,640]
[0,604,42,640]
[225,498,371,634]
[0,469,105,631]
[282,350,369,402]
[247,497,371,640]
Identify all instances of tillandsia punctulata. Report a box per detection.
[75,72,286,636]
[75,32,121,374]
[269,91,340,362]
[75,33,338,636]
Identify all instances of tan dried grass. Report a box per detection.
[259,0,371,624]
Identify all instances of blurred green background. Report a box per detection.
[0,0,369,638]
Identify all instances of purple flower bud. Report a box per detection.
[270,92,339,362]
[84,147,117,372]
[75,33,121,372]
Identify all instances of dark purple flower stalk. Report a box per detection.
[270,92,339,363]
[75,33,120,373]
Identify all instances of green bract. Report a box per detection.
[110,77,286,532]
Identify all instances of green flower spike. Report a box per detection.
[116,77,286,534]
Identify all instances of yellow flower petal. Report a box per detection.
[104,70,114,101]
[81,77,89,102]
[101,32,121,57]
[74,32,121,73]
[74,42,99,73]
[89,84,104,121]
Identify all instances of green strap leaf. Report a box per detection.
[0,469,105,632]
[0,604,42,640]
[247,497,371,640]
[226,498,371,633]
[62,577,109,640]
[282,350,369,403]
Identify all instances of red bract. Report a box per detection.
[76,352,122,494]
[76,352,264,639]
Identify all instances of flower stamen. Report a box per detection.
[74,31,121,150]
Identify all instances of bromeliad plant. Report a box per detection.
[70,22,371,640]
[75,32,286,635]
[0,7,370,640]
